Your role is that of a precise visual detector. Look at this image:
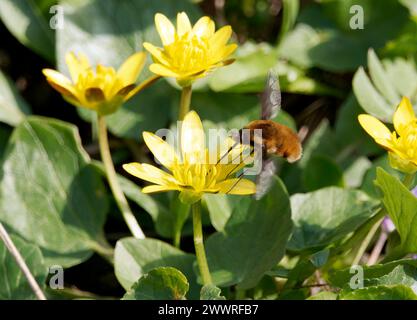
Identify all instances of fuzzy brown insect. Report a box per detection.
[238,70,303,199]
[243,119,302,163]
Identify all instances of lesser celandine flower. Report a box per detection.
[144,12,237,86]
[43,51,151,239]
[43,52,147,115]
[124,110,255,285]
[358,97,417,174]
[123,111,256,205]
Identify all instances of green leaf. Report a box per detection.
[0,70,31,126]
[344,157,372,188]
[303,154,344,191]
[284,250,329,289]
[277,0,300,46]
[57,0,201,139]
[280,24,321,69]
[203,194,240,232]
[339,285,417,300]
[192,91,259,130]
[353,67,393,122]
[0,117,108,267]
[353,50,417,123]
[208,42,278,93]
[200,284,226,300]
[383,57,417,99]
[375,168,417,256]
[122,267,189,300]
[334,94,381,157]
[307,291,338,300]
[91,160,171,234]
[329,259,417,289]
[367,49,401,105]
[0,0,55,61]
[288,187,378,252]
[114,238,198,298]
[361,155,402,198]
[205,177,293,289]
[0,234,47,299]
[297,0,409,72]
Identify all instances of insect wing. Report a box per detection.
[255,157,277,200]
[261,70,281,120]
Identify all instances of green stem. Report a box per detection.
[192,201,212,285]
[97,115,145,239]
[173,230,181,249]
[179,85,192,121]
[90,236,115,265]
[352,212,385,265]
[0,222,47,300]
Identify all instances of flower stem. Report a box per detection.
[97,114,145,239]
[367,230,388,266]
[0,222,47,300]
[352,213,384,265]
[179,85,192,121]
[192,201,212,285]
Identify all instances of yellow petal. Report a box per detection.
[66,52,90,83]
[149,63,179,78]
[142,185,179,193]
[192,16,215,38]
[122,162,177,186]
[181,111,205,162]
[393,96,415,136]
[358,114,392,141]
[209,25,232,50]
[43,69,76,96]
[215,178,256,195]
[143,131,178,170]
[210,43,237,64]
[374,138,396,151]
[155,13,176,46]
[143,42,170,65]
[117,52,146,85]
[124,74,161,101]
[177,12,192,37]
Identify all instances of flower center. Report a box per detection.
[77,65,120,98]
[165,33,210,74]
[172,162,218,192]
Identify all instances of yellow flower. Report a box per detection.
[144,12,237,86]
[43,52,147,115]
[358,97,417,173]
[123,111,256,204]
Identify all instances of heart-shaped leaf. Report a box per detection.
[122,267,189,300]
[205,177,293,289]
[287,187,378,252]
[114,238,198,298]
[0,117,108,267]
[0,70,31,126]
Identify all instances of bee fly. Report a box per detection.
[224,70,303,199]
